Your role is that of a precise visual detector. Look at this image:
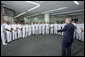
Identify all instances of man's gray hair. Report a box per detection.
[66,18,72,22]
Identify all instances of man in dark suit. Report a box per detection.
[57,18,76,56]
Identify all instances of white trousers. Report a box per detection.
[6,31,11,42]
[28,29,31,36]
[50,28,53,34]
[76,30,82,40]
[12,31,17,40]
[32,29,35,34]
[42,28,45,34]
[35,28,38,34]
[22,29,25,38]
[26,29,28,37]
[73,30,76,38]
[54,28,58,34]
[1,32,6,44]
[39,28,41,34]
[46,28,49,34]
[81,32,84,41]
[18,30,22,38]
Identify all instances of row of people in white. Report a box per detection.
[72,22,84,41]
[1,21,84,45]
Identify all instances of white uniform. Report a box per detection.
[76,24,82,40]
[61,23,66,35]
[17,24,22,38]
[35,24,39,34]
[12,24,17,40]
[54,23,58,34]
[5,24,12,42]
[22,25,26,38]
[28,24,31,36]
[50,24,54,34]
[2,23,7,42]
[1,24,7,45]
[81,23,84,41]
[31,24,35,34]
[72,23,77,38]
[57,24,62,35]
[25,24,28,37]
[42,24,45,34]
[39,24,42,34]
[46,23,49,34]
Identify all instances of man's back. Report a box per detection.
[58,23,76,43]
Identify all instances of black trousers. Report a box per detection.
[62,41,72,56]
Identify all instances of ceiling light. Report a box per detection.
[42,7,67,14]
[73,1,79,5]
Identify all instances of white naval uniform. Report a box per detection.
[2,23,7,42]
[54,24,58,34]
[25,24,28,37]
[22,25,26,38]
[35,24,39,34]
[72,23,77,38]
[28,24,31,36]
[1,24,6,45]
[5,24,12,42]
[31,24,35,34]
[42,24,45,34]
[17,24,22,38]
[39,24,42,34]
[81,23,84,41]
[76,24,82,40]
[12,24,17,40]
[46,23,49,34]
[50,24,54,34]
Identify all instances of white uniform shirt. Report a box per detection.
[54,24,58,30]
[39,24,41,29]
[17,24,22,29]
[22,25,26,30]
[12,24,17,30]
[46,23,49,29]
[5,24,11,31]
[76,24,82,30]
[1,24,3,33]
[25,24,28,30]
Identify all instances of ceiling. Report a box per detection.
[1,1,84,18]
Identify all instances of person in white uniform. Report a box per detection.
[54,23,58,34]
[81,22,84,41]
[28,23,32,36]
[17,22,22,38]
[2,20,7,42]
[5,21,12,43]
[1,20,7,45]
[50,23,54,34]
[42,22,45,34]
[39,23,42,34]
[72,21,77,39]
[76,22,82,40]
[22,22,26,38]
[12,21,17,40]
[25,22,29,37]
[32,22,35,34]
[35,22,39,34]
[45,22,49,34]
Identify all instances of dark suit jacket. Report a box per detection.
[58,23,76,43]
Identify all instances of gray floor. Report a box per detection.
[1,34,84,56]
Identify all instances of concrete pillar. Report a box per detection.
[44,13,49,23]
